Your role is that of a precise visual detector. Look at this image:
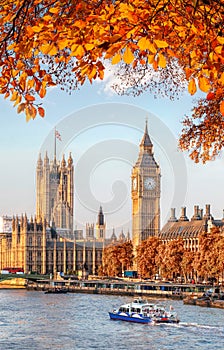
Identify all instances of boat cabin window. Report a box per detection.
[131,307,141,313]
[119,307,129,313]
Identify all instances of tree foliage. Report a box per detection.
[136,236,160,278]
[0,1,224,161]
[193,227,224,282]
[102,241,133,276]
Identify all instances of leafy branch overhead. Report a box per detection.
[0,0,223,162]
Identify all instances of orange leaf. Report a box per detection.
[25,94,35,101]
[220,101,224,116]
[206,92,215,101]
[219,72,224,85]
[38,106,45,118]
[123,47,134,64]
[17,103,26,114]
[39,86,46,98]
[188,78,197,95]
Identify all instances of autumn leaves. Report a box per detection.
[0,1,223,161]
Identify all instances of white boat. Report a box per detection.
[109,298,179,324]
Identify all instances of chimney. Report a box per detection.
[200,209,203,219]
[191,205,201,220]
[179,207,189,221]
[203,204,213,220]
[168,208,178,222]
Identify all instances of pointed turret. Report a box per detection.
[61,154,66,168]
[68,152,73,167]
[97,206,104,226]
[140,120,153,154]
[96,206,106,240]
[44,151,49,165]
[37,153,43,168]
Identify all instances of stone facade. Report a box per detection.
[131,121,161,250]
[0,207,129,276]
[160,204,224,251]
[36,152,74,234]
[0,215,104,275]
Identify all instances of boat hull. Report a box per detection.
[109,312,152,324]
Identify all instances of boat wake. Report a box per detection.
[166,322,223,331]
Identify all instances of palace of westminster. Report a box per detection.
[0,122,224,276]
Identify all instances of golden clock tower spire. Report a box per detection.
[131,120,161,256]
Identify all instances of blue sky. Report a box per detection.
[0,74,224,235]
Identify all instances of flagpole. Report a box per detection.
[54,127,56,161]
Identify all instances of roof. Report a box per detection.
[160,219,207,239]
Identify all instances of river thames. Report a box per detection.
[0,289,223,350]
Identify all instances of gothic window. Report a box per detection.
[28,237,32,246]
[37,236,41,246]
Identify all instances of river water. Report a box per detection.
[0,290,223,350]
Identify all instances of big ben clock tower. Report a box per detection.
[132,121,161,252]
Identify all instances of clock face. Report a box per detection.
[144,177,156,190]
[133,177,137,190]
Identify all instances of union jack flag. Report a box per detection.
[55,129,62,141]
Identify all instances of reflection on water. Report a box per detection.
[0,290,223,350]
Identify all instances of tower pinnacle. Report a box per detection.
[140,119,153,154]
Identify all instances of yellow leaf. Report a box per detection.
[49,7,59,14]
[123,47,134,64]
[198,76,211,93]
[148,54,155,64]
[43,15,52,21]
[154,40,168,48]
[217,36,224,45]
[40,44,52,54]
[215,46,222,54]
[138,37,157,53]
[32,26,43,33]
[7,43,15,50]
[138,37,150,50]
[88,66,97,80]
[112,53,121,65]
[58,39,69,50]
[220,101,224,116]
[85,44,95,50]
[25,105,37,122]
[10,90,18,102]
[71,44,85,57]
[158,53,166,68]
[48,45,58,55]
[13,94,22,107]
[188,78,197,95]
[27,79,35,89]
